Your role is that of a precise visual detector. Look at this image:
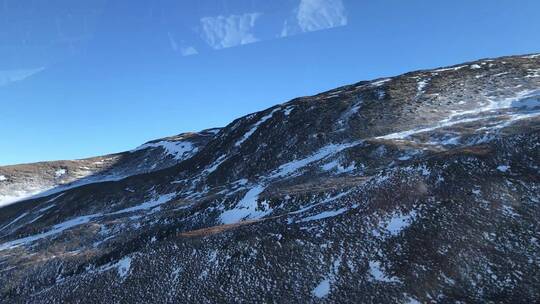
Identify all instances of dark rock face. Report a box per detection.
[0,54,539,303]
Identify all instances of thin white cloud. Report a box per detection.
[298,0,347,32]
[280,20,292,38]
[281,0,347,37]
[0,67,45,87]
[200,13,261,50]
[180,46,199,56]
[168,32,198,56]
[167,31,179,52]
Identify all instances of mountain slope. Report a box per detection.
[0,128,220,207]
[0,53,539,303]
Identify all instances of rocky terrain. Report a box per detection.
[0,53,539,303]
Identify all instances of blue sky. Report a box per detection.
[1,0,539,165]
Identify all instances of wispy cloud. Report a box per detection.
[0,67,45,87]
[281,0,347,37]
[199,13,261,50]
[167,32,179,52]
[180,46,199,56]
[168,32,199,56]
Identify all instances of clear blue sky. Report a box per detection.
[1,0,539,165]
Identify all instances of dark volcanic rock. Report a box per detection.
[0,53,539,303]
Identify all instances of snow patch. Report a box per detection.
[321,160,340,171]
[485,90,540,111]
[0,213,102,251]
[522,53,540,59]
[428,136,461,146]
[321,160,355,173]
[0,212,29,232]
[116,257,132,278]
[0,187,57,208]
[312,258,341,298]
[417,79,430,95]
[313,279,331,298]
[497,165,510,172]
[110,193,176,215]
[44,193,65,204]
[204,155,227,174]
[290,190,353,219]
[433,65,467,73]
[511,95,540,109]
[336,101,363,129]
[502,205,519,217]
[283,106,295,116]
[406,297,422,304]
[55,169,66,178]
[369,260,399,282]
[371,78,391,87]
[220,185,271,224]
[376,89,386,100]
[376,210,417,236]
[377,90,540,140]
[345,103,361,117]
[134,140,197,161]
[479,111,540,131]
[493,72,509,77]
[300,207,351,222]
[95,256,133,280]
[235,109,279,147]
[270,141,361,178]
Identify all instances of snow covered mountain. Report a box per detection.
[1,53,539,303]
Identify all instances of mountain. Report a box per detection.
[0,129,220,207]
[0,53,539,303]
